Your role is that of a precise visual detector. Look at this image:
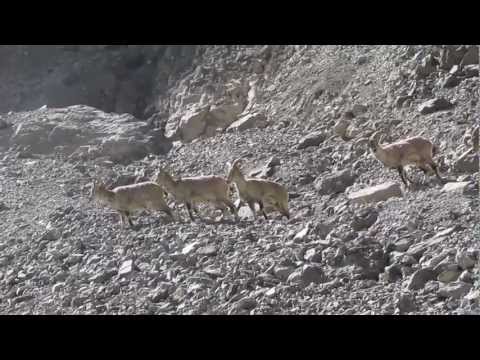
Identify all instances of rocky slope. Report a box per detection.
[0,45,478,315]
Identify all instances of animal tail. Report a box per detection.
[432,144,438,157]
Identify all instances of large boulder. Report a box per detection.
[5,105,172,164]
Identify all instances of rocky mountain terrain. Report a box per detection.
[0,45,478,315]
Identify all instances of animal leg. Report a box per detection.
[222,199,239,221]
[396,166,409,187]
[163,206,175,222]
[429,162,444,182]
[418,165,431,184]
[247,201,257,220]
[124,211,135,228]
[118,212,125,228]
[258,201,268,220]
[185,202,196,221]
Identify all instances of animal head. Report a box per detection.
[226,158,243,183]
[90,180,107,200]
[368,131,384,152]
[155,167,173,185]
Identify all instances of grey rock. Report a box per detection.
[351,207,378,231]
[395,95,413,109]
[396,292,417,314]
[315,169,356,195]
[415,54,437,79]
[287,264,326,286]
[459,270,474,284]
[460,45,479,67]
[149,283,171,303]
[438,281,472,299]
[293,225,310,243]
[13,294,35,304]
[348,182,402,204]
[442,75,461,89]
[437,264,461,283]
[393,238,413,252]
[407,268,436,290]
[227,112,267,132]
[455,251,476,270]
[418,98,453,115]
[382,264,403,283]
[89,269,117,284]
[453,153,479,173]
[118,259,134,277]
[463,64,479,78]
[441,181,472,194]
[439,45,466,70]
[197,245,217,256]
[234,297,257,311]
[273,265,296,281]
[304,248,322,263]
[351,104,368,117]
[297,131,326,150]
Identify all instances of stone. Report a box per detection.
[414,54,437,79]
[351,207,378,231]
[459,270,474,284]
[197,245,217,256]
[442,75,461,89]
[315,169,356,195]
[396,292,417,314]
[382,264,403,283]
[287,264,326,286]
[176,106,210,142]
[52,283,65,293]
[273,266,295,281]
[393,238,413,252]
[441,181,472,194]
[463,64,479,78]
[149,283,171,303]
[65,254,83,266]
[118,259,134,277]
[234,297,257,311]
[227,112,268,132]
[89,269,117,284]
[439,46,466,70]
[418,98,453,115]
[460,45,479,67]
[453,153,479,173]
[304,248,322,263]
[406,227,458,260]
[437,265,461,283]
[455,251,476,270]
[348,181,402,204]
[297,131,326,149]
[406,268,436,290]
[395,95,412,108]
[351,104,368,117]
[293,225,310,243]
[437,281,472,299]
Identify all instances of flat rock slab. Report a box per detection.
[441,181,470,193]
[227,112,267,132]
[348,181,403,204]
[418,98,453,115]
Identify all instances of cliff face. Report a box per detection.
[0,45,197,119]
